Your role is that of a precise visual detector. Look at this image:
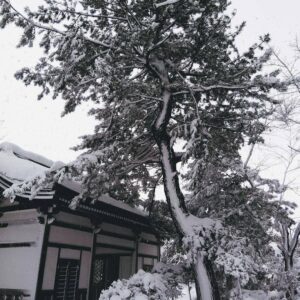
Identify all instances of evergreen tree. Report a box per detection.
[0,0,289,298]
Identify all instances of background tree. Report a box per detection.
[0,0,289,298]
[237,48,300,298]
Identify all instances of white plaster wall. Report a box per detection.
[49,226,93,247]
[96,235,134,249]
[42,247,59,290]
[0,247,42,297]
[60,248,81,260]
[55,212,92,228]
[100,223,134,237]
[0,212,44,300]
[0,209,37,223]
[0,223,42,243]
[79,251,91,289]
[140,232,157,242]
[138,243,158,257]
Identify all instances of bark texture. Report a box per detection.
[150,60,214,299]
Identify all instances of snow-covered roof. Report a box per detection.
[0,142,50,181]
[0,142,147,216]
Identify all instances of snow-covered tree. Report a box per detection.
[269,98,300,299]
[0,0,289,298]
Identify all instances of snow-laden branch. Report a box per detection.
[58,8,127,21]
[154,0,182,8]
[172,83,251,95]
[2,0,115,49]
[172,74,287,95]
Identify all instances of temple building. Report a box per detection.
[0,143,160,300]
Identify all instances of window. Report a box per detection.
[54,259,80,300]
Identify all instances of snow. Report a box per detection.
[161,143,190,234]
[0,142,48,181]
[242,290,268,300]
[160,143,214,299]
[61,179,147,216]
[0,142,147,215]
[154,0,181,8]
[0,142,53,168]
[194,253,213,300]
[99,194,147,216]
[178,284,197,300]
[60,178,82,193]
[155,90,170,129]
[178,287,270,300]
[99,270,168,300]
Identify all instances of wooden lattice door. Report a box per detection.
[90,256,119,300]
[54,259,80,300]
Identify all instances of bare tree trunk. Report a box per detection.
[279,223,300,300]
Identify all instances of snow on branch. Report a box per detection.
[1,0,115,49]
[172,77,287,95]
[58,8,127,22]
[2,161,66,201]
[154,0,182,8]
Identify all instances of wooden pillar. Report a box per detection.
[135,237,139,273]
[157,234,161,262]
[35,214,50,300]
[130,229,141,273]
[87,230,97,300]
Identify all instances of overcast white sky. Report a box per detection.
[1,0,300,214]
[1,0,300,161]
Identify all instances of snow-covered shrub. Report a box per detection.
[99,270,168,300]
[214,238,259,286]
[241,289,268,300]
[152,262,184,298]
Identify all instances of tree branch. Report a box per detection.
[3,0,115,49]
[172,83,251,95]
[154,0,182,8]
[58,8,127,21]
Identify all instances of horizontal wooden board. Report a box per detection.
[49,226,93,248]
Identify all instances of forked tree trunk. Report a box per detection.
[151,76,215,299]
[280,223,300,300]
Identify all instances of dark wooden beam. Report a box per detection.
[47,242,91,251]
[96,243,134,252]
[35,217,50,300]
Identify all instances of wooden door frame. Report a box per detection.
[53,258,81,300]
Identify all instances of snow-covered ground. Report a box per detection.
[178,286,271,300]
